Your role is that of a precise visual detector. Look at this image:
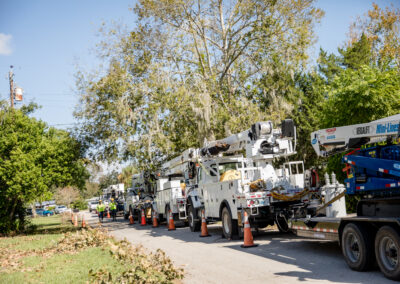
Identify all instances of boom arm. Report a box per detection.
[311,114,400,157]
[311,114,400,196]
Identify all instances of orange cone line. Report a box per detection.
[241,211,258,248]
[199,209,210,237]
[167,209,176,231]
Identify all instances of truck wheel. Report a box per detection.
[221,207,238,239]
[375,226,400,280]
[188,204,200,232]
[342,223,374,271]
[276,216,290,233]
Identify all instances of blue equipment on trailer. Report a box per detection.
[290,114,400,280]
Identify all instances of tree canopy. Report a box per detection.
[75,0,324,168]
[0,104,88,233]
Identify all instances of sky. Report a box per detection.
[0,0,399,130]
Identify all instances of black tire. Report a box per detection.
[375,226,400,280]
[188,203,200,232]
[341,223,374,271]
[276,216,290,233]
[221,206,238,239]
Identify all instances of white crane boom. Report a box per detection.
[311,114,400,157]
[161,120,297,176]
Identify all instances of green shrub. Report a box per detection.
[72,199,88,210]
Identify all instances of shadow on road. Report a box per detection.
[84,212,387,284]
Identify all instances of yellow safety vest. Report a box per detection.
[97,204,105,212]
[110,202,116,210]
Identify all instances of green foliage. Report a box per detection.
[321,65,400,128]
[75,0,323,168]
[339,33,372,70]
[0,106,88,234]
[72,199,88,210]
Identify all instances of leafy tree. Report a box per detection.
[54,187,80,206]
[98,170,120,191]
[321,65,400,127]
[339,33,372,70]
[118,165,138,189]
[290,71,326,167]
[75,0,323,168]
[0,105,88,233]
[348,3,400,68]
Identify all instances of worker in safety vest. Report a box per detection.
[97,200,106,222]
[110,198,117,221]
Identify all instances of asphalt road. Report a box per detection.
[84,212,395,284]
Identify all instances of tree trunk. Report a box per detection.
[31,203,37,218]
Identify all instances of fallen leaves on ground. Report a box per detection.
[0,228,184,283]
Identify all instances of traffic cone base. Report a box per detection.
[167,210,176,231]
[199,209,210,237]
[241,243,258,248]
[241,211,258,248]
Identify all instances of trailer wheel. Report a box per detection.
[221,207,238,239]
[375,226,400,280]
[187,204,200,232]
[276,216,290,233]
[342,223,374,271]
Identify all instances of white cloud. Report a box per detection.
[0,33,13,56]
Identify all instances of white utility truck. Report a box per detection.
[124,172,155,222]
[289,114,400,280]
[156,120,322,238]
[102,183,125,213]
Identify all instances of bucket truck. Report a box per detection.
[123,172,155,222]
[102,183,125,214]
[289,114,400,280]
[156,120,322,238]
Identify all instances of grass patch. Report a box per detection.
[0,215,184,283]
[1,247,127,284]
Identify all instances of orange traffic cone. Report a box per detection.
[129,212,135,225]
[107,210,111,218]
[241,211,258,248]
[152,210,159,228]
[167,210,176,231]
[74,214,78,227]
[140,209,147,226]
[199,209,210,237]
[81,215,86,228]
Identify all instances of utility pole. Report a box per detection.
[9,65,14,108]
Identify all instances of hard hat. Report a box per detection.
[111,198,114,201]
